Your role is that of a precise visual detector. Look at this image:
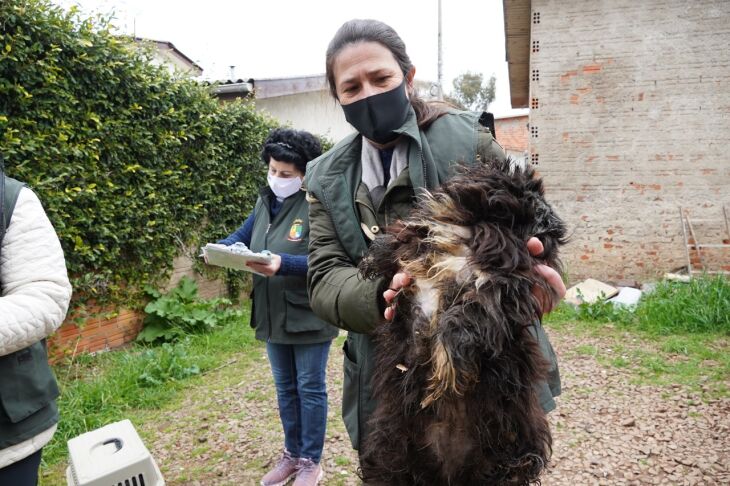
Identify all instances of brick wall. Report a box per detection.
[495,115,530,161]
[529,0,730,282]
[495,115,529,154]
[49,251,230,359]
[50,307,144,359]
[166,250,228,299]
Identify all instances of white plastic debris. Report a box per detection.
[608,287,643,308]
[640,282,657,295]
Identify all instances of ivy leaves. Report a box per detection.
[1,0,276,307]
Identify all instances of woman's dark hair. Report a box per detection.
[260,128,322,174]
[325,19,449,129]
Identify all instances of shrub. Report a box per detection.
[137,276,244,344]
[0,0,276,307]
[137,342,201,387]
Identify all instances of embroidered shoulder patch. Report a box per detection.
[287,219,304,241]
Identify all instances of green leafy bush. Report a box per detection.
[137,276,244,343]
[0,0,276,307]
[137,342,200,387]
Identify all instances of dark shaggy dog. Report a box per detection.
[358,159,567,485]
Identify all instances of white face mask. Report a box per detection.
[267,173,302,199]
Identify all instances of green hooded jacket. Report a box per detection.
[304,108,561,450]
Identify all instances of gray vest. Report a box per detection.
[249,189,337,345]
[0,176,60,449]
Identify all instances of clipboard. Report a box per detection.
[201,243,272,275]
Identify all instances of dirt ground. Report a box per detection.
[143,328,730,486]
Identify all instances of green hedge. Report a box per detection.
[0,0,277,308]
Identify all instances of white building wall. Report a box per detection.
[254,90,354,143]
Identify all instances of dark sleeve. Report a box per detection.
[306,192,387,333]
[277,253,308,277]
[217,210,255,246]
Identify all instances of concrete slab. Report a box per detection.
[565,278,619,306]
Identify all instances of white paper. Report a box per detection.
[202,243,272,275]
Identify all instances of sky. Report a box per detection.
[53,0,528,117]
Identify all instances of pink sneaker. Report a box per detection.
[261,450,299,486]
[293,458,324,486]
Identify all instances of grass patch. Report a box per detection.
[334,455,352,466]
[42,303,255,472]
[635,275,730,334]
[244,389,269,402]
[609,356,630,368]
[547,275,730,335]
[574,344,599,356]
[544,276,730,399]
[546,308,728,398]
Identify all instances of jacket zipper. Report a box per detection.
[419,145,429,189]
[382,144,427,228]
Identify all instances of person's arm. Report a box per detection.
[0,188,72,356]
[307,193,386,333]
[246,253,307,277]
[217,210,255,247]
[221,207,307,277]
[277,254,307,277]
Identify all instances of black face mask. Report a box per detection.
[341,80,411,144]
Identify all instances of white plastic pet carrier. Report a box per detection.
[66,419,164,486]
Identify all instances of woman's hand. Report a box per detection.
[247,253,282,277]
[383,272,411,320]
[527,237,566,314]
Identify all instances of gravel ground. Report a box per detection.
[144,329,729,486]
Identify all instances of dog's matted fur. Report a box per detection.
[358,158,567,485]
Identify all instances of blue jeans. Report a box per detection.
[266,341,331,462]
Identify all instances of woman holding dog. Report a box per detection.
[303,18,566,457]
